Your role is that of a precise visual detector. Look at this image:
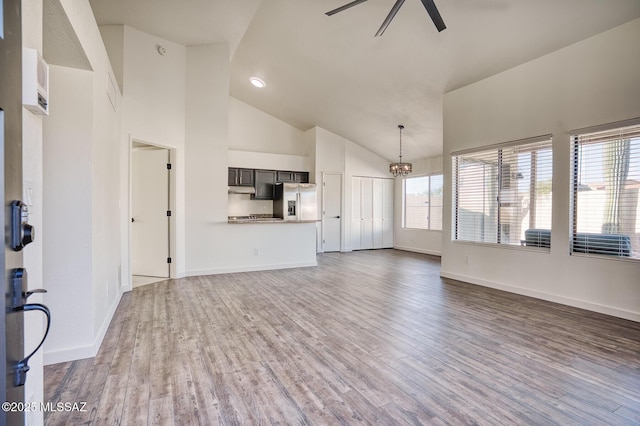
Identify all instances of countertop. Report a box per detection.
[227,216,318,224]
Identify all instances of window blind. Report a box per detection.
[453,136,553,248]
[571,123,640,259]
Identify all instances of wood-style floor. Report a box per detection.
[44,250,640,425]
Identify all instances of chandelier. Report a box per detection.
[389,124,412,177]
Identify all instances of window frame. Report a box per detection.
[451,134,553,249]
[569,118,640,261]
[402,173,443,231]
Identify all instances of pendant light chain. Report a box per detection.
[399,124,404,163]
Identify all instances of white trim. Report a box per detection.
[569,116,640,136]
[44,289,124,365]
[440,270,640,323]
[184,261,318,277]
[394,245,441,257]
[451,134,553,156]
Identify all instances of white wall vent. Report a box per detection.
[23,48,49,115]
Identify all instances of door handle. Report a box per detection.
[10,268,51,386]
[334,216,340,218]
[14,303,51,386]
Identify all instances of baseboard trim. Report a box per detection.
[185,261,318,277]
[44,288,124,366]
[440,270,640,323]
[394,245,442,257]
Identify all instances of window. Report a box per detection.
[403,174,443,230]
[452,136,553,248]
[570,122,640,259]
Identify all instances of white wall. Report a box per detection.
[184,43,231,272]
[43,66,94,360]
[97,25,123,91]
[394,155,443,256]
[228,149,311,172]
[98,27,318,279]
[181,47,317,276]
[114,25,187,280]
[312,126,393,252]
[229,97,307,155]
[442,18,640,321]
[43,0,123,364]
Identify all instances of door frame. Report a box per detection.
[1,0,26,422]
[127,136,177,290]
[321,172,343,253]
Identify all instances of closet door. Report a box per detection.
[351,177,362,250]
[372,178,384,248]
[360,177,374,249]
[382,178,394,248]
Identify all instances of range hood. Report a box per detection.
[228,186,256,194]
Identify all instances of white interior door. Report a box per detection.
[322,173,342,252]
[373,178,384,248]
[132,147,169,277]
[351,177,362,250]
[360,177,374,249]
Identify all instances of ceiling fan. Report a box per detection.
[326,0,446,36]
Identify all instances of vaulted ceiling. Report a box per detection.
[89,0,640,162]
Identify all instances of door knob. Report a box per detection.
[334,216,340,218]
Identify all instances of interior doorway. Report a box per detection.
[322,172,342,252]
[130,141,172,287]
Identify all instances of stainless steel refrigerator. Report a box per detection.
[273,183,317,221]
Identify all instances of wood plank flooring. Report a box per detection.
[44,249,640,425]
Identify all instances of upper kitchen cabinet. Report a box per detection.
[294,172,309,183]
[228,168,254,187]
[277,171,294,182]
[277,170,309,183]
[253,169,277,200]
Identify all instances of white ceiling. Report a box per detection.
[89,0,640,162]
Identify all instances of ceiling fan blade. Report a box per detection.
[374,0,406,36]
[326,0,369,16]
[420,0,446,32]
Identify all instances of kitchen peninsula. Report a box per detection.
[220,164,319,275]
[227,215,318,224]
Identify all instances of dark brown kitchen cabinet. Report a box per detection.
[294,172,309,183]
[277,171,294,182]
[252,169,277,200]
[228,168,254,186]
[276,170,309,183]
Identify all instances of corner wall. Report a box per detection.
[442,18,640,321]
[393,155,443,256]
[117,25,187,281]
[43,0,123,364]
[313,126,393,252]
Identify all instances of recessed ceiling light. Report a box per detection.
[250,77,266,88]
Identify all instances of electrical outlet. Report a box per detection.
[254,248,259,256]
[464,256,470,265]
